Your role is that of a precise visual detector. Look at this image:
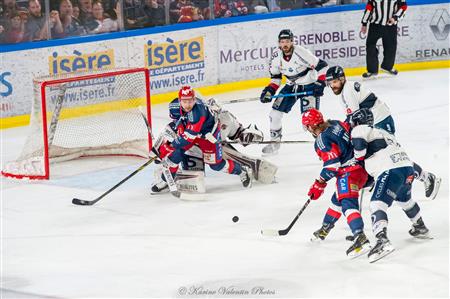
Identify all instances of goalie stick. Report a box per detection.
[72,157,158,206]
[261,198,311,236]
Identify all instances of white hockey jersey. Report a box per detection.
[339,80,391,125]
[351,125,413,177]
[269,45,321,86]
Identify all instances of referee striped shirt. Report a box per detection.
[361,0,408,26]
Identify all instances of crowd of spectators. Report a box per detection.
[0,0,365,44]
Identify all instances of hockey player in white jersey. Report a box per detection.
[325,65,441,200]
[351,109,431,263]
[151,97,278,193]
[259,29,328,155]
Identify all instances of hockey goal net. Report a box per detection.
[2,68,152,180]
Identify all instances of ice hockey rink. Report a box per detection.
[1,68,449,298]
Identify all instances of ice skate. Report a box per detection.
[240,166,253,188]
[151,180,169,194]
[368,229,395,263]
[380,68,398,76]
[262,129,281,156]
[262,143,280,155]
[409,217,432,239]
[346,232,371,258]
[362,72,378,79]
[311,223,334,242]
[424,173,441,200]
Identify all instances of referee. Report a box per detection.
[361,0,408,78]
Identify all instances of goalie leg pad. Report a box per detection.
[223,144,277,184]
[176,170,206,194]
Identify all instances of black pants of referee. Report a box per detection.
[366,23,397,73]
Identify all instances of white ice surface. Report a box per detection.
[1,69,449,298]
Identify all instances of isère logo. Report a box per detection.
[145,36,205,76]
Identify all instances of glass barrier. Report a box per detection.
[0,0,365,44]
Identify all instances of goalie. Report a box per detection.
[151,86,278,194]
[151,87,278,193]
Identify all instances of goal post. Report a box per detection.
[2,67,152,180]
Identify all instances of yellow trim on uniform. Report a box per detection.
[2,59,449,130]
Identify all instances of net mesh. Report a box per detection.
[3,68,151,179]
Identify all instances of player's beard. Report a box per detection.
[331,84,343,95]
[282,45,293,56]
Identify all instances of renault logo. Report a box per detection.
[430,9,450,40]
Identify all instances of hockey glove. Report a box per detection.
[313,80,326,97]
[308,179,327,200]
[260,84,278,103]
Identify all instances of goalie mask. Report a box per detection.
[239,124,264,145]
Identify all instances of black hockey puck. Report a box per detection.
[232,216,239,223]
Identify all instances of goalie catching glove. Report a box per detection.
[237,124,264,146]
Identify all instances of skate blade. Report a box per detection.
[150,189,169,195]
[369,247,395,263]
[361,73,392,81]
[310,236,325,243]
[347,243,372,259]
[429,177,442,200]
[412,233,434,240]
[262,151,279,157]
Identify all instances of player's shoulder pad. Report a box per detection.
[314,133,330,152]
[271,48,281,60]
[351,124,371,138]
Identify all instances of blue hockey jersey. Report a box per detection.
[169,98,217,149]
[314,120,356,181]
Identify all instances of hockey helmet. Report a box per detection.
[351,108,374,126]
[278,29,293,41]
[178,85,195,100]
[326,66,345,82]
[302,108,324,127]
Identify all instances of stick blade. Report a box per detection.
[261,229,281,236]
[72,198,94,206]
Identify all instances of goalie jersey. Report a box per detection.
[339,80,391,125]
[351,125,413,178]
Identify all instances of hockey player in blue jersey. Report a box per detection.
[350,108,431,263]
[325,65,441,200]
[154,86,253,189]
[259,29,328,155]
[302,108,371,257]
[150,96,278,193]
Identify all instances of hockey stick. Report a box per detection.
[223,140,312,145]
[72,157,158,206]
[271,91,314,98]
[261,198,311,236]
[220,91,314,105]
